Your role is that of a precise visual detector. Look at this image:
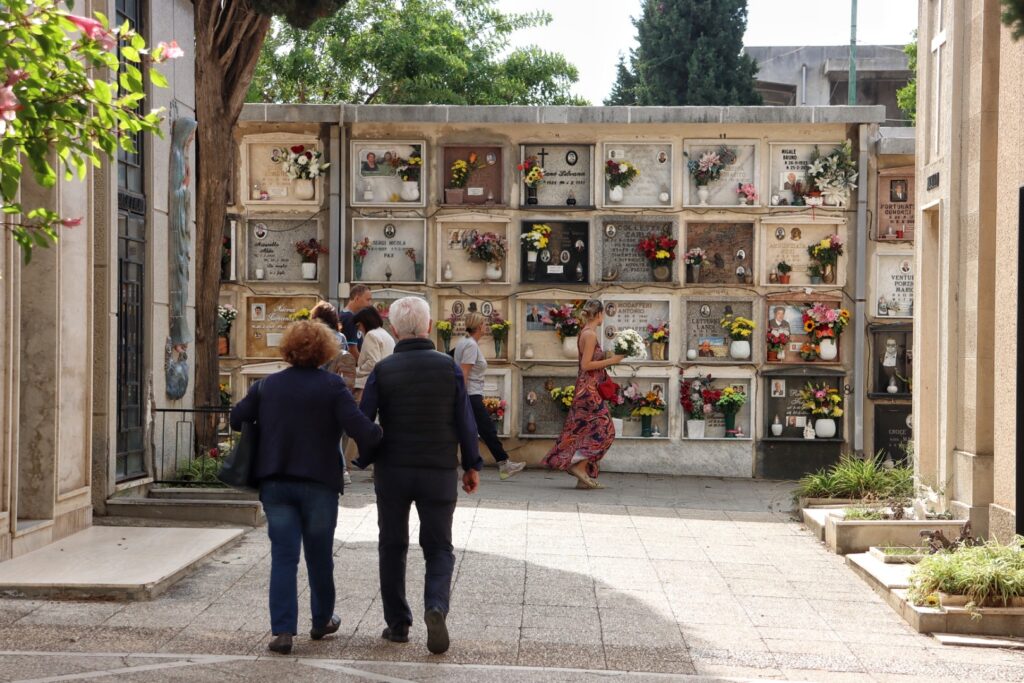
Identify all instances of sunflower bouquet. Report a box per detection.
[550,384,576,412]
[518,155,545,187]
[799,382,844,418]
[631,390,666,417]
[802,303,851,341]
[807,234,845,267]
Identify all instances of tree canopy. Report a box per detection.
[247,0,586,105]
[604,53,639,106]
[896,33,917,123]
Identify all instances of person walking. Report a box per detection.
[311,301,356,486]
[340,284,373,362]
[541,300,624,489]
[353,296,482,655]
[453,312,525,480]
[353,306,396,401]
[230,321,382,656]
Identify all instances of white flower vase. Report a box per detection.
[814,418,837,439]
[687,419,705,439]
[697,186,710,206]
[608,185,624,203]
[818,338,838,361]
[562,336,579,359]
[400,181,420,202]
[485,261,503,282]
[729,340,751,360]
[771,423,784,436]
[612,418,624,438]
[301,262,317,280]
[738,194,748,206]
[294,178,315,201]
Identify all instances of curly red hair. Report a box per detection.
[280,320,340,368]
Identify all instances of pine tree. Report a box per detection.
[605,53,639,105]
[632,0,761,106]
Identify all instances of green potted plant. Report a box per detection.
[777,260,792,284]
[715,386,747,437]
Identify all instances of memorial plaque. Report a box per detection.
[244,295,318,359]
[685,222,755,284]
[437,219,511,284]
[599,298,671,361]
[683,140,758,206]
[519,299,576,361]
[350,140,426,207]
[601,142,673,207]
[874,404,913,462]
[680,375,753,439]
[442,145,503,205]
[763,374,843,438]
[519,220,590,285]
[769,142,841,204]
[764,297,842,364]
[351,218,427,284]
[876,167,915,241]
[438,296,510,361]
[763,221,845,286]
[368,288,426,338]
[684,300,754,361]
[243,135,322,206]
[521,144,594,208]
[872,328,913,395]
[521,375,575,437]
[246,217,320,282]
[875,253,914,318]
[598,217,676,283]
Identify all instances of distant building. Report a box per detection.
[746,45,912,125]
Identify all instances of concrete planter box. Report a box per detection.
[798,497,866,509]
[868,546,928,564]
[938,593,1024,609]
[825,516,965,555]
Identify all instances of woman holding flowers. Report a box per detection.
[541,300,625,489]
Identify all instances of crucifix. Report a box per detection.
[535,147,549,167]
[930,0,946,159]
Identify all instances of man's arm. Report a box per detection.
[452,364,483,472]
[352,371,380,469]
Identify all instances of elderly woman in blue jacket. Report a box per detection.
[231,320,382,655]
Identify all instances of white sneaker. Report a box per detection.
[343,471,352,486]
[499,460,526,480]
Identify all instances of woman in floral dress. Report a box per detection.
[542,300,625,489]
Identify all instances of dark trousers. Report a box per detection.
[260,479,339,635]
[375,467,458,628]
[469,394,509,463]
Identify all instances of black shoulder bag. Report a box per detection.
[217,380,261,490]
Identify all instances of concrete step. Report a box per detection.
[149,487,258,502]
[106,497,264,527]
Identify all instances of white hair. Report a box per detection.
[388,296,431,338]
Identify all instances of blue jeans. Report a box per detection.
[260,479,339,635]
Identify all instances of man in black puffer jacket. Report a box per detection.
[355,296,482,655]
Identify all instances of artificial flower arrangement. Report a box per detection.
[715,386,747,415]
[613,328,648,360]
[295,237,328,262]
[395,153,422,182]
[802,303,851,341]
[219,382,233,408]
[435,314,457,351]
[806,141,858,194]
[637,232,678,266]
[683,247,707,267]
[766,327,790,354]
[405,247,418,267]
[518,155,545,187]
[543,303,582,340]
[352,236,371,264]
[482,397,506,422]
[464,231,508,264]
[605,159,640,188]
[685,145,736,186]
[606,382,634,419]
[489,314,511,342]
[800,342,820,361]
[807,234,845,267]
[799,382,844,418]
[216,304,237,336]
[288,307,311,321]
[736,182,758,204]
[720,313,756,341]
[520,223,551,252]
[449,151,482,189]
[647,322,669,344]
[680,374,721,421]
[282,145,329,180]
[630,388,666,417]
[550,384,576,412]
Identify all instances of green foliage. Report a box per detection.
[909,537,1024,608]
[795,453,914,500]
[0,0,169,261]
[605,53,639,106]
[248,0,585,105]
[843,508,887,521]
[896,32,917,123]
[629,0,761,106]
[1003,0,1024,40]
[251,0,348,29]
[174,454,227,487]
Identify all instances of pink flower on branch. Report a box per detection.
[155,40,185,62]
[66,14,116,52]
[0,85,20,135]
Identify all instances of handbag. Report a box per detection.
[597,378,619,401]
[217,380,261,490]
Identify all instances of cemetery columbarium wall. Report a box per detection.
[225,105,891,478]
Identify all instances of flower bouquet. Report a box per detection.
[489,314,510,356]
[766,328,790,361]
[482,397,506,423]
[550,384,576,412]
[406,247,422,281]
[544,304,581,340]
[799,382,843,438]
[630,387,666,437]
[802,303,850,360]
[685,146,736,206]
[807,141,858,205]
[521,224,551,279]
[613,328,648,361]
[436,315,456,353]
[352,236,370,280]
[716,386,748,437]
[681,374,721,438]
[647,322,669,360]
[282,145,329,180]
[807,234,844,283]
[288,307,311,321]
[800,342,820,361]
[295,237,328,262]
[464,231,508,264]
[396,153,422,182]
[216,304,237,336]
[684,247,706,283]
[721,313,755,360]
[637,232,678,281]
[736,182,758,205]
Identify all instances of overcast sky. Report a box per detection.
[496,0,918,104]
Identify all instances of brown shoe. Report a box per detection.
[268,633,293,654]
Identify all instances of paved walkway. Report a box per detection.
[2,471,1024,682]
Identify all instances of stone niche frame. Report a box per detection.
[482,368,513,438]
[602,370,673,440]
[761,366,846,442]
[368,288,426,338]
[519,143,595,209]
[599,141,674,208]
[679,369,755,441]
[874,403,912,463]
[767,141,843,206]
[597,216,678,284]
[244,216,321,283]
[764,293,844,365]
[435,215,512,285]
[240,132,324,209]
[869,324,913,398]
[876,166,915,242]
[682,139,760,207]
[437,295,511,363]
[873,250,915,319]
[441,145,505,206]
[350,218,428,285]
[516,291,588,363]
[597,295,674,366]
[240,361,289,391]
[349,139,427,208]
[519,369,577,438]
[519,219,591,285]
[683,221,755,285]
[760,216,847,288]
[243,295,319,360]
[682,297,757,364]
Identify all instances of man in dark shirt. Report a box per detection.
[339,284,372,361]
[356,296,482,655]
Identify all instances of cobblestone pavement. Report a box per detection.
[3,471,1024,682]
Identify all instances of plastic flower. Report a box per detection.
[67,14,117,51]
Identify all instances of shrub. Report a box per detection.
[909,538,1024,609]
[175,454,227,487]
[843,508,887,521]
[795,453,914,500]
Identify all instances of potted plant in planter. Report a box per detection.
[716,386,747,438]
[518,155,545,204]
[646,322,669,361]
[681,374,720,439]
[464,230,508,281]
[736,182,757,206]
[766,327,790,362]
[216,304,237,356]
[685,145,736,206]
[777,260,792,284]
[489,314,510,357]
[520,223,551,281]
[352,236,370,281]
[720,313,755,360]
[545,303,582,358]
[799,382,843,438]
[807,234,844,284]
[605,159,640,203]
[395,152,422,202]
[684,247,706,283]
[637,231,678,282]
[807,141,858,207]
[295,238,328,280]
[282,145,329,201]
[802,303,851,361]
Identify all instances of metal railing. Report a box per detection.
[153,407,235,486]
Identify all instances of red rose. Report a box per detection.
[290,145,305,154]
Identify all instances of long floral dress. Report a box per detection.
[541,331,615,479]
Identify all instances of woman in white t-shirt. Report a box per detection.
[453,313,526,481]
[352,306,396,400]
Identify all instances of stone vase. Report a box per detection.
[485,261,503,282]
[729,340,751,360]
[687,419,705,439]
[822,263,836,284]
[445,188,464,204]
[562,335,579,359]
[815,418,837,439]
[294,178,315,200]
[612,418,624,438]
[652,263,671,282]
[400,181,420,202]
[696,185,710,206]
[651,342,667,361]
[818,338,838,361]
[301,261,317,280]
[608,185,625,203]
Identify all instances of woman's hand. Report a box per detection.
[608,354,626,365]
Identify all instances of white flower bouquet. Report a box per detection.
[613,328,647,360]
[281,145,330,180]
